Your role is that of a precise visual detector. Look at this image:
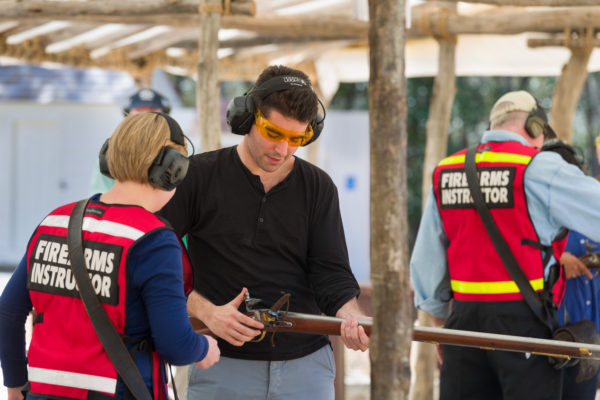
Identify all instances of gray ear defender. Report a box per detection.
[98,113,191,190]
[525,99,548,139]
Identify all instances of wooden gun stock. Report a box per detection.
[190,312,371,337]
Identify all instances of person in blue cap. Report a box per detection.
[89,88,172,194]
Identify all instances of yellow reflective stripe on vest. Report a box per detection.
[451,278,544,294]
[438,152,532,166]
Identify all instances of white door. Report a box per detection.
[11,119,64,259]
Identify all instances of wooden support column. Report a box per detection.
[411,7,457,400]
[550,35,593,143]
[196,0,222,152]
[368,0,410,399]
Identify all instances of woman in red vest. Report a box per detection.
[0,112,220,400]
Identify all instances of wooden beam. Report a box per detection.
[0,0,196,17]
[3,6,600,38]
[84,25,150,50]
[0,21,19,34]
[0,0,254,18]
[0,11,369,38]
[220,35,362,49]
[410,6,600,36]
[228,0,256,16]
[425,0,600,6]
[528,37,600,49]
[2,21,51,38]
[40,22,101,48]
[222,15,368,37]
[126,28,198,59]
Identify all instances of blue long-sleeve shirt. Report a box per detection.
[558,231,600,330]
[410,130,600,318]
[0,209,208,390]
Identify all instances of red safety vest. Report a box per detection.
[433,141,545,302]
[551,234,568,305]
[25,200,192,399]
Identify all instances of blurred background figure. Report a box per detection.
[556,134,600,400]
[89,88,171,194]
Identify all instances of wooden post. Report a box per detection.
[410,6,457,399]
[550,43,592,143]
[197,0,222,152]
[368,0,410,399]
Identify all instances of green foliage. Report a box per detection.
[330,74,600,250]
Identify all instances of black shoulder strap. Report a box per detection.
[464,146,555,331]
[67,199,152,400]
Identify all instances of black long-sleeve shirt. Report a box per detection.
[159,146,360,360]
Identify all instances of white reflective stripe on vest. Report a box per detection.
[40,215,144,241]
[28,366,117,393]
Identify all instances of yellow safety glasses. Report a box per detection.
[254,108,313,147]
[596,136,600,147]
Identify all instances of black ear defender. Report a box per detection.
[225,75,326,146]
[99,139,111,178]
[98,113,192,191]
[525,98,548,139]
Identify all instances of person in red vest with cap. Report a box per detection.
[411,90,600,400]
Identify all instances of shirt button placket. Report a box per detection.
[258,197,267,224]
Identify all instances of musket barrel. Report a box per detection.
[190,313,600,360]
[414,326,600,360]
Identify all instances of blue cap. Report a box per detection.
[124,89,171,115]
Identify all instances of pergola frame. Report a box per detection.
[2,1,599,399]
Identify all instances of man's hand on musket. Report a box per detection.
[561,251,594,280]
[187,288,264,346]
[336,298,370,352]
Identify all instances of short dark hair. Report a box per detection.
[251,65,318,123]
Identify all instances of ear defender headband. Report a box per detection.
[525,98,549,139]
[225,75,326,146]
[98,113,192,191]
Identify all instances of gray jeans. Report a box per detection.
[187,345,336,400]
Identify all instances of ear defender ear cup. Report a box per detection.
[148,146,189,191]
[525,100,548,139]
[226,95,256,135]
[304,111,325,146]
[525,111,546,138]
[98,139,112,178]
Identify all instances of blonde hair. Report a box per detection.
[105,113,187,184]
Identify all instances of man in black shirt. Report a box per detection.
[159,65,369,399]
